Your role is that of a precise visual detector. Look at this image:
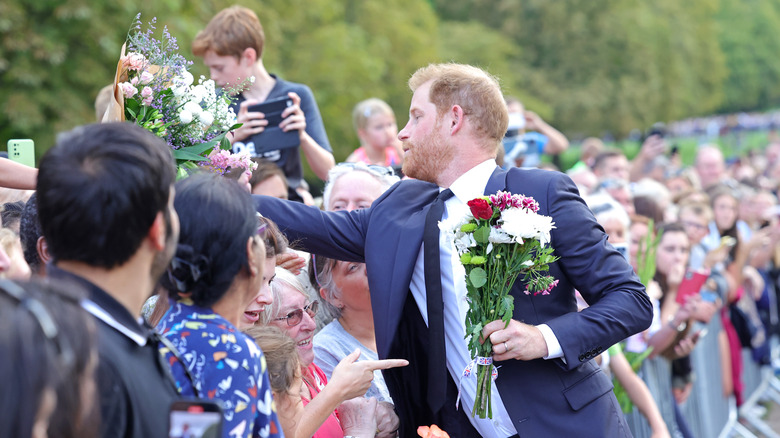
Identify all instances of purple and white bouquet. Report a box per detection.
[103,15,255,179]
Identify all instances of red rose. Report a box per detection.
[467,198,493,220]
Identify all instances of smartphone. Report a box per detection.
[676,268,709,305]
[245,97,299,152]
[247,96,294,128]
[169,400,223,438]
[7,139,35,168]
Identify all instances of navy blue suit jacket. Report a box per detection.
[256,166,652,437]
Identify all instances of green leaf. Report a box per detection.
[473,225,491,244]
[173,148,210,162]
[469,267,487,288]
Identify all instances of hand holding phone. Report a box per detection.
[169,400,222,438]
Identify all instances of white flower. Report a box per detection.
[183,100,202,116]
[198,111,214,127]
[190,84,208,103]
[174,70,194,87]
[488,227,513,244]
[179,110,193,124]
[454,233,477,254]
[500,207,555,246]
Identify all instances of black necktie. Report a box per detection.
[423,188,454,413]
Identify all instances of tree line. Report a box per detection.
[2,0,779,169]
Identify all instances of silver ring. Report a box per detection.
[504,342,510,353]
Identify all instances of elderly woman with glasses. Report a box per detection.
[156,173,283,438]
[261,268,407,438]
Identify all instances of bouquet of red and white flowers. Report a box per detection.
[439,190,558,419]
[103,15,256,179]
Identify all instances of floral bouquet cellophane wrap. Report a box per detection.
[439,191,558,419]
[102,15,256,179]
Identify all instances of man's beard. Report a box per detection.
[401,127,454,185]
[149,207,178,292]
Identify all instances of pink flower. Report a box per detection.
[120,82,137,99]
[140,86,153,98]
[138,71,154,85]
[121,52,147,71]
[141,95,153,106]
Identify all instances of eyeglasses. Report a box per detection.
[681,221,707,231]
[274,300,319,326]
[0,279,75,370]
[336,162,396,177]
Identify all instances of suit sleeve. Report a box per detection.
[254,195,369,262]
[540,172,652,370]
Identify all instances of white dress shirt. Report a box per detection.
[409,159,563,437]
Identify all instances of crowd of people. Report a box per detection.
[2,4,780,438]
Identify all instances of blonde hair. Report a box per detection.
[244,325,300,395]
[352,98,394,132]
[192,6,265,59]
[409,63,508,148]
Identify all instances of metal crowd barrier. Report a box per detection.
[624,313,731,438]
[623,316,780,438]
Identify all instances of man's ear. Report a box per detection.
[36,236,51,264]
[242,47,257,65]
[148,212,167,251]
[449,105,466,135]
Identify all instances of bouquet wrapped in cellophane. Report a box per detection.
[102,15,256,179]
[439,191,558,419]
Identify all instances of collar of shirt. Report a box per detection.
[48,264,150,346]
[447,159,498,204]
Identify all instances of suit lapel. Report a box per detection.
[485,166,508,195]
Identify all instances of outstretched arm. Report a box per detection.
[0,158,36,190]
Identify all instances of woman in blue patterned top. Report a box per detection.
[157,172,283,438]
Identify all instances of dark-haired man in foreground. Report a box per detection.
[37,122,180,438]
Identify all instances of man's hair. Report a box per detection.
[250,158,288,191]
[409,63,508,148]
[591,149,626,172]
[19,193,42,272]
[37,122,175,269]
[192,5,265,59]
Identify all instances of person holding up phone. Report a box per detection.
[192,6,335,203]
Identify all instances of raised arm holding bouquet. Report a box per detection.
[103,15,256,179]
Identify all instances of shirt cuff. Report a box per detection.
[538,323,564,360]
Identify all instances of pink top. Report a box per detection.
[351,146,401,167]
[302,363,343,438]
